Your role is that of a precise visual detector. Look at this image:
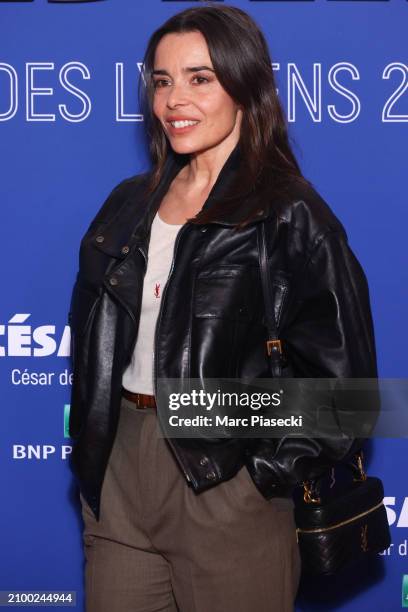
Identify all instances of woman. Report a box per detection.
[68,5,378,612]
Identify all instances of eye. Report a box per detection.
[192,76,210,85]
[152,79,169,89]
[152,75,211,90]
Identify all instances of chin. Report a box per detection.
[168,139,221,157]
[167,140,201,155]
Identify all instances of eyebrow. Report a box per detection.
[152,66,215,76]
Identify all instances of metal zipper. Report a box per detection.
[138,245,148,268]
[104,245,148,326]
[152,222,193,483]
[126,245,148,362]
[296,500,384,535]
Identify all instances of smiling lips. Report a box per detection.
[166,118,201,133]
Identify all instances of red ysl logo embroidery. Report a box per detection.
[154,283,160,298]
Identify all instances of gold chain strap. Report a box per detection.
[353,450,367,482]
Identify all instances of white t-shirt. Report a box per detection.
[122,211,184,394]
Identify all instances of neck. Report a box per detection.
[179,138,241,191]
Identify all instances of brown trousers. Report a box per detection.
[80,396,301,612]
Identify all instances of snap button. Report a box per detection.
[205,470,217,481]
[201,227,207,233]
[121,245,130,255]
[109,277,118,286]
[95,235,104,243]
[199,456,209,467]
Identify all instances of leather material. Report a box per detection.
[121,388,157,409]
[295,476,391,575]
[68,142,379,520]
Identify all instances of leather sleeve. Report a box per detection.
[245,229,380,494]
[83,172,148,235]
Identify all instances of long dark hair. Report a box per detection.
[138,3,312,228]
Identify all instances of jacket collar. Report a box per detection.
[200,142,270,226]
[134,141,271,233]
[93,142,271,259]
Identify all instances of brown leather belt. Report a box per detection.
[122,387,157,409]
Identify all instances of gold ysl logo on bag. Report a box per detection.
[361,524,369,552]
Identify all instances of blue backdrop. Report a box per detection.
[0,0,407,610]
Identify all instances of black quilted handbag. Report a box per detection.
[257,222,391,576]
[293,452,391,575]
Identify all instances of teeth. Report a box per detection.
[170,120,199,128]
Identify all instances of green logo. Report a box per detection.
[403,575,408,608]
[64,404,71,438]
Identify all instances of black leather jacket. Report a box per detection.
[68,144,378,520]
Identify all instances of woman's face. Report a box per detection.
[152,31,242,156]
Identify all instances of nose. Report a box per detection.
[166,81,189,108]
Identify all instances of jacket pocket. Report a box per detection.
[194,265,260,321]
